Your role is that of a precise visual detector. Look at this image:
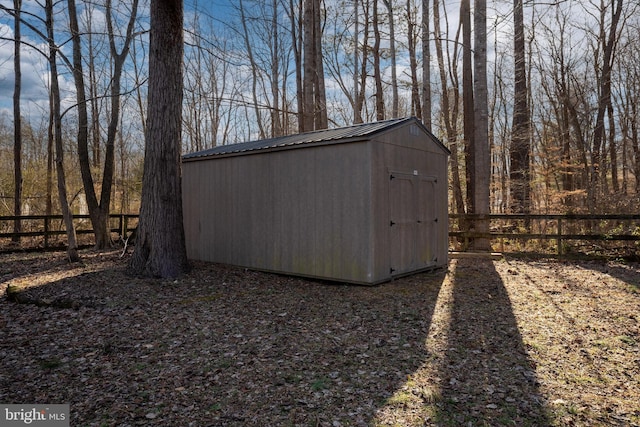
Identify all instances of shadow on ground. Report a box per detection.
[1,259,448,426]
[434,258,550,426]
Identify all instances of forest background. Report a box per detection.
[1,0,639,228]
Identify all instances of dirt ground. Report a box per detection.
[1,250,638,426]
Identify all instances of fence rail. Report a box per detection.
[450,213,640,256]
[0,214,138,250]
[2,213,639,257]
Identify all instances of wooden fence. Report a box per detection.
[0,214,138,251]
[2,213,639,257]
[450,213,640,256]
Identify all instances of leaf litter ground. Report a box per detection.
[0,250,638,426]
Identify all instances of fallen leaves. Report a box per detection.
[0,250,638,426]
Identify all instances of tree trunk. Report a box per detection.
[355,0,370,123]
[302,0,315,131]
[608,99,619,192]
[100,0,139,246]
[239,0,266,139]
[85,3,101,168]
[382,0,399,117]
[129,0,189,278]
[313,0,327,129]
[558,37,574,205]
[271,0,283,137]
[510,0,531,213]
[407,0,421,118]
[631,97,640,192]
[473,0,491,250]
[70,0,139,249]
[46,95,53,219]
[421,0,431,127]
[373,0,385,120]
[353,0,361,123]
[47,0,79,262]
[68,0,100,248]
[288,0,304,133]
[132,38,147,138]
[300,0,327,130]
[590,0,623,210]
[566,94,590,195]
[461,0,474,215]
[433,0,464,215]
[12,0,22,243]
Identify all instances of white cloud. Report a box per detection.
[0,6,76,122]
[0,39,53,120]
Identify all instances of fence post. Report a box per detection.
[557,217,563,256]
[44,216,50,248]
[118,214,124,237]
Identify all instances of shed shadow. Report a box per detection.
[435,258,550,425]
[1,260,447,426]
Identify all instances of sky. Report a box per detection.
[0,0,233,121]
[0,0,516,125]
[0,0,80,121]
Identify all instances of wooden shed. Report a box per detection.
[181,117,450,284]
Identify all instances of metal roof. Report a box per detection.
[183,117,445,160]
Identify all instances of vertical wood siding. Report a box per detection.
[183,142,374,283]
[182,120,449,284]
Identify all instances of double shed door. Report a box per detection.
[389,170,439,276]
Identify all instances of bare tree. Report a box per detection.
[473,0,491,250]
[101,0,139,227]
[287,0,304,132]
[69,0,139,249]
[238,0,267,139]
[354,0,361,123]
[510,0,531,213]
[83,1,104,168]
[323,1,359,123]
[302,0,315,130]
[301,0,327,130]
[433,0,463,214]
[355,0,371,122]
[461,0,473,214]
[12,0,22,242]
[313,0,327,129]
[46,0,79,261]
[589,0,623,209]
[421,0,431,127]
[406,0,422,118]
[132,32,148,138]
[373,0,385,120]
[616,24,640,193]
[382,0,399,117]
[533,6,590,207]
[68,0,93,247]
[270,0,283,136]
[129,0,189,277]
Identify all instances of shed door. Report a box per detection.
[389,170,439,276]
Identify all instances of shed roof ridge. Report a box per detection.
[182,117,416,159]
